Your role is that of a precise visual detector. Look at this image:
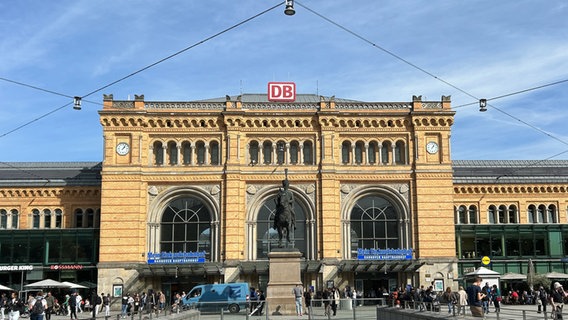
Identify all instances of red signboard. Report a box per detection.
[268,82,296,102]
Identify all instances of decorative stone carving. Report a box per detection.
[305,184,315,194]
[148,186,159,196]
[399,184,409,194]
[210,185,220,195]
[340,185,351,194]
[246,185,257,195]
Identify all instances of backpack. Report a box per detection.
[96,295,102,305]
[31,299,44,315]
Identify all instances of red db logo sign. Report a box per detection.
[268,82,296,102]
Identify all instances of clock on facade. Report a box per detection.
[426,141,439,154]
[116,142,130,155]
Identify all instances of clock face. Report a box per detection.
[426,141,439,154]
[116,142,130,156]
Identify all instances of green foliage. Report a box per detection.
[533,275,551,290]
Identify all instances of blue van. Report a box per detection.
[181,283,249,313]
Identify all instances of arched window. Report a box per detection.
[153,141,164,165]
[537,205,546,223]
[508,205,518,223]
[488,205,496,224]
[547,205,557,223]
[528,204,537,223]
[210,141,219,165]
[0,209,7,229]
[381,141,391,164]
[368,142,378,164]
[32,209,40,229]
[75,208,84,228]
[256,195,306,259]
[249,141,260,165]
[196,141,206,165]
[44,209,52,229]
[263,141,273,164]
[350,195,400,259]
[167,141,178,165]
[182,141,192,165]
[11,209,19,229]
[498,205,506,223]
[468,205,478,224]
[395,141,406,164]
[276,141,286,165]
[457,205,466,224]
[355,141,364,164]
[303,141,313,165]
[161,196,212,260]
[86,208,95,228]
[289,141,299,164]
[341,141,351,164]
[55,209,63,228]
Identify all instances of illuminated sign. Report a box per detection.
[50,265,84,270]
[147,251,206,264]
[0,265,34,271]
[357,248,413,260]
[268,82,296,102]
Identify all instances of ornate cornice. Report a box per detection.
[412,116,454,127]
[0,187,100,198]
[454,184,568,195]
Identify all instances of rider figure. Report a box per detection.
[274,170,296,247]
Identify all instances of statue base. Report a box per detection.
[266,248,302,316]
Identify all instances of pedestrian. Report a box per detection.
[491,284,501,313]
[292,284,303,316]
[322,289,331,316]
[90,290,99,319]
[457,286,468,315]
[44,292,54,320]
[466,276,485,317]
[303,288,312,315]
[102,294,110,317]
[121,293,129,318]
[68,293,78,320]
[330,287,340,316]
[7,292,24,320]
[29,291,47,320]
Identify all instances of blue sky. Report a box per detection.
[1,1,567,162]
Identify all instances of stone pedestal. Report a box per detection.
[266,248,302,316]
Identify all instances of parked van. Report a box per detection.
[181,283,249,313]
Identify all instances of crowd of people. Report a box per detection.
[0,289,109,320]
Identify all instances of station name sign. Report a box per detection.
[0,265,34,271]
[268,82,296,102]
[147,251,206,264]
[357,248,413,261]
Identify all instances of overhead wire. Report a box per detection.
[0,1,281,140]
[295,1,568,155]
[453,78,568,109]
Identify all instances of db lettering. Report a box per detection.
[268,82,296,102]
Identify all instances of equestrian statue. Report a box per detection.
[273,169,296,248]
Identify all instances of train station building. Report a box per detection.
[1,90,567,298]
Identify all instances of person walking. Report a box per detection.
[303,288,312,316]
[292,284,304,316]
[7,292,24,320]
[457,286,468,315]
[68,293,78,320]
[44,292,54,320]
[102,294,110,318]
[466,276,485,317]
[29,291,47,320]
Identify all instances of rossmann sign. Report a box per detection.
[268,82,296,102]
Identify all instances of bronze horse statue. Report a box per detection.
[273,175,296,248]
